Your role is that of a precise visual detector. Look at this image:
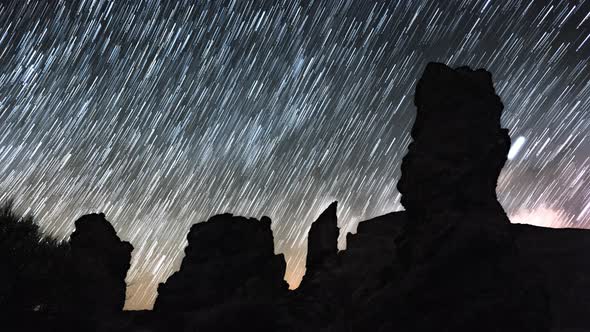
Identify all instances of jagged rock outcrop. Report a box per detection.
[397,63,511,218]
[293,209,407,329]
[154,214,288,316]
[394,63,516,267]
[293,202,341,327]
[69,213,133,314]
[394,64,515,266]
[304,201,339,278]
[343,212,406,298]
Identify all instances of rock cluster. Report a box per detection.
[154,214,288,314]
[294,63,551,331]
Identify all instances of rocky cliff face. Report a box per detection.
[154,214,288,315]
[70,213,133,314]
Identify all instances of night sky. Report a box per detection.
[0,0,588,310]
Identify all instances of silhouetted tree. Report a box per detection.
[0,199,71,315]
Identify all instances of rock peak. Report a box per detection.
[321,201,338,218]
[305,201,339,275]
[398,62,510,217]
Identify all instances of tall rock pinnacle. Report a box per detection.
[385,63,550,332]
[397,63,511,218]
[305,201,339,274]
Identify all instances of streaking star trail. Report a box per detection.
[0,0,588,309]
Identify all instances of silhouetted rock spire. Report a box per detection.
[395,62,516,267]
[383,63,551,332]
[398,62,511,218]
[305,201,339,274]
[69,213,133,314]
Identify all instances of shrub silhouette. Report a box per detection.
[0,199,133,332]
[0,199,72,315]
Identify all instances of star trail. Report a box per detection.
[0,0,588,309]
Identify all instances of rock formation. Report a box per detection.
[154,214,288,316]
[292,210,407,330]
[304,201,339,278]
[342,211,406,297]
[378,63,550,331]
[4,62,590,332]
[294,63,552,331]
[69,213,133,314]
[398,64,511,218]
[395,63,515,265]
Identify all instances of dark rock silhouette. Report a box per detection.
[0,205,134,331]
[291,210,407,330]
[303,201,339,279]
[382,63,551,331]
[396,64,514,265]
[292,63,551,331]
[342,211,406,299]
[154,213,288,330]
[70,213,133,314]
[398,64,511,218]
